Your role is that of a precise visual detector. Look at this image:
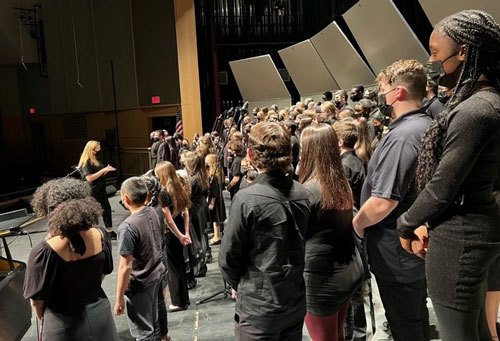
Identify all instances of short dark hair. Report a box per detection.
[121,177,148,205]
[352,84,364,92]
[322,91,333,101]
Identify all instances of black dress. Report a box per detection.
[188,178,210,276]
[208,175,226,224]
[158,190,190,307]
[24,227,117,340]
[397,89,500,310]
[81,160,112,228]
[303,181,363,316]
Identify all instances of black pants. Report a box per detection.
[166,233,189,307]
[93,189,112,228]
[158,284,168,337]
[376,277,430,341]
[235,317,303,341]
[433,300,491,341]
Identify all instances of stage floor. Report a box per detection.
[6,191,444,341]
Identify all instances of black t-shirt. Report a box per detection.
[341,151,366,210]
[360,107,431,283]
[81,160,106,194]
[230,156,242,179]
[24,226,113,316]
[117,206,165,292]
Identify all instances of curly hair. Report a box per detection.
[47,197,102,239]
[248,122,292,172]
[31,178,92,217]
[376,59,427,101]
[416,10,500,191]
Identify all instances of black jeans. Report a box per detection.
[433,300,491,341]
[376,277,430,341]
[93,189,112,228]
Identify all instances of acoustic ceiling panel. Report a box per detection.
[343,0,429,74]
[229,55,290,103]
[311,22,375,89]
[278,39,339,97]
[419,0,500,26]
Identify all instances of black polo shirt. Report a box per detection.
[360,107,431,283]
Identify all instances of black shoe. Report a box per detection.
[168,304,188,312]
[187,279,197,290]
[107,231,117,240]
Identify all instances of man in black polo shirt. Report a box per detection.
[219,122,310,340]
[352,59,432,341]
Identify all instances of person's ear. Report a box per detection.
[458,44,467,62]
[124,193,132,206]
[338,139,344,147]
[395,86,406,101]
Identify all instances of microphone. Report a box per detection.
[226,107,234,117]
[241,101,249,112]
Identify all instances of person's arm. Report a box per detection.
[85,165,115,182]
[398,100,500,238]
[227,176,241,190]
[353,196,398,237]
[162,206,190,245]
[182,208,190,241]
[30,299,44,320]
[218,195,250,289]
[114,254,132,315]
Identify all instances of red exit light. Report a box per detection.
[152,96,160,104]
[29,107,36,114]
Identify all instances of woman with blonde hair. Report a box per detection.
[155,161,192,311]
[205,153,226,245]
[78,140,117,239]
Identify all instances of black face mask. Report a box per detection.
[351,92,362,102]
[377,88,396,117]
[426,51,462,90]
[374,125,383,135]
[152,137,159,142]
[437,89,450,104]
[334,100,342,108]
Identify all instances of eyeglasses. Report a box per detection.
[119,200,127,210]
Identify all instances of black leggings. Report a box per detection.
[433,300,491,341]
[93,189,112,228]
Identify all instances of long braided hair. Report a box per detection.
[416,10,500,191]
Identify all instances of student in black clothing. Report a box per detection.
[227,140,244,199]
[219,122,310,340]
[298,123,363,341]
[155,161,192,312]
[78,140,117,239]
[333,121,366,210]
[397,10,500,341]
[353,59,432,341]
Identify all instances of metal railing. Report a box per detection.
[120,147,152,178]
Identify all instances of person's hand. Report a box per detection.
[231,289,237,299]
[114,296,125,315]
[209,202,215,210]
[180,234,191,245]
[400,225,428,259]
[106,165,116,172]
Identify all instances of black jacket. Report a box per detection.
[219,171,310,331]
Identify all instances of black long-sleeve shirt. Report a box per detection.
[219,171,310,332]
[398,89,500,237]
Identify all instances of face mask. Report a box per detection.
[334,100,342,108]
[374,125,383,135]
[377,88,396,117]
[437,89,449,104]
[152,137,159,142]
[426,51,461,90]
[351,93,362,102]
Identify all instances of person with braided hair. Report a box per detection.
[396,10,500,341]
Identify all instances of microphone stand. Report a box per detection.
[65,166,82,178]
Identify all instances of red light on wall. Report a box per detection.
[29,107,36,114]
[152,96,160,104]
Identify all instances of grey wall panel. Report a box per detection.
[42,0,68,113]
[58,0,101,113]
[419,0,500,26]
[249,99,292,113]
[93,0,138,110]
[311,22,375,89]
[343,0,429,74]
[131,0,180,107]
[278,40,338,97]
[230,55,290,103]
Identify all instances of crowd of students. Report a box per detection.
[21,9,500,341]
